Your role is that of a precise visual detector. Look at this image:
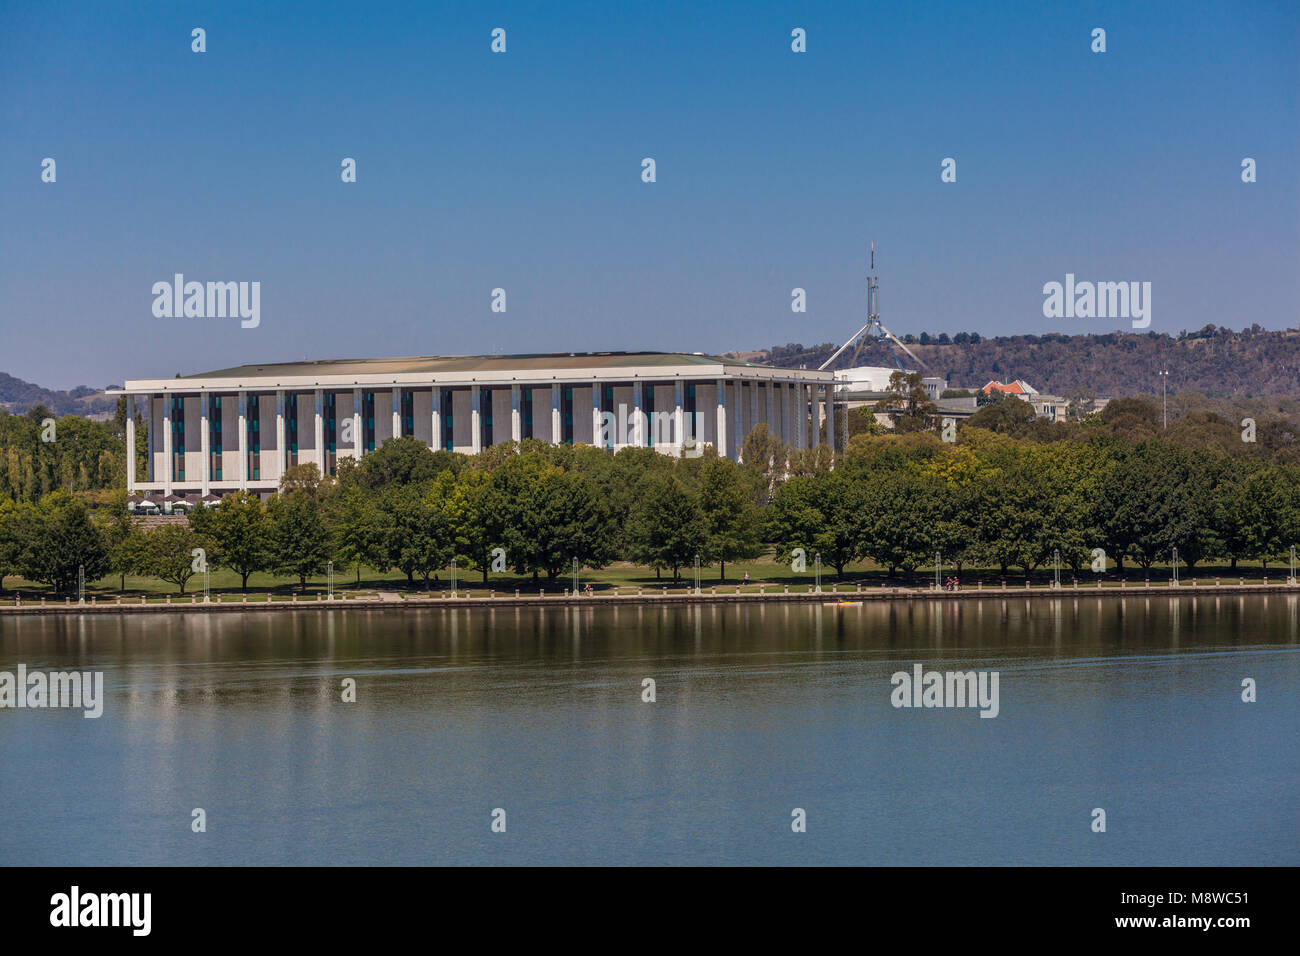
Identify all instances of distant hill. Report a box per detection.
[737,327,1300,398]
[0,372,119,418]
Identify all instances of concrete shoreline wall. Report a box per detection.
[2,582,1296,617]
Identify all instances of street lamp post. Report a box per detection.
[1158,370,1169,429]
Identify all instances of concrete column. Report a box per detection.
[314,389,325,473]
[825,385,836,454]
[674,379,684,456]
[237,390,248,490]
[511,384,522,443]
[592,383,603,448]
[351,388,362,458]
[750,380,759,440]
[147,395,155,483]
[795,382,806,450]
[759,382,769,442]
[808,384,819,449]
[430,386,441,451]
[162,395,173,496]
[733,381,744,458]
[772,383,783,444]
[715,378,728,458]
[551,383,561,444]
[126,400,137,493]
[276,389,286,477]
[632,380,644,447]
[200,392,210,496]
[392,386,401,440]
[826,385,837,452]
[471,385,482,453]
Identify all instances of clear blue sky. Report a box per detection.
[2,0,1296,389]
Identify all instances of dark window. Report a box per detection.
[601,385,615,449]
[561,386,574,444]
[685,384,697,443]
[325,393,337,475]
[480,388,493,447]
[210,395,223,480]
[171,395,185,481]
[286,393,299,466]
[442,389,454,451]
[363,391,375,453]
[401,390,414,437]
[644,385,655,447]
[247,394,260,480]
[521,387,533,439]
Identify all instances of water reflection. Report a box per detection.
[0,596,1296,866]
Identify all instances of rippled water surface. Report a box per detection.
[2,594,1297,865]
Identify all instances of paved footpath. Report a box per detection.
[1,579,1297,616]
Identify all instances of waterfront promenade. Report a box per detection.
[2,577,1297,616]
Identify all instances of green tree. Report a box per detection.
[380,481,455,587]
[530,468,616,583]
[16,491,109,593]
[279,462,326,499]
[267,492,333,588]
[877,371,939,433]
[860,469,941,580]
[625,473,706,583]
[357,436,457,489]
[0,497,22,591]
[699,458,761,581]
[330,485,392,585]
[139,523,211,594]
[189,491,269,591]
[739,424,789,508]
[97,494,146,591]
[446,469,503,584]
[964,396,1038,437]
[769,470,864,578]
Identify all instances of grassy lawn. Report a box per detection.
[0,551,1295,603]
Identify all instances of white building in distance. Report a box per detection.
[836,365,947,400]
[115,351,837,503]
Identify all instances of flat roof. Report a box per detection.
[118,350,835,392]
[182,351,749,378]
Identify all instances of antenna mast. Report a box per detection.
[817,242,928,373]
[867,240,879,335]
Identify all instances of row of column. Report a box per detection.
[129,379,838,493]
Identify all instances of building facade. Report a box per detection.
[116,351,837,502]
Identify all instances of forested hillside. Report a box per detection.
[746,326,1300,398]
[0,372,118,416]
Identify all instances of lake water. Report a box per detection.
[2,594,1297,865]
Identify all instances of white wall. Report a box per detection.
[452,388,473,453]
[490,388,512,445]
[574,385,595,445]
[375,390,395,446]
[412,389,433,445]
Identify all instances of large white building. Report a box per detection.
[116,351,837,502]
[835,365,947,400]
